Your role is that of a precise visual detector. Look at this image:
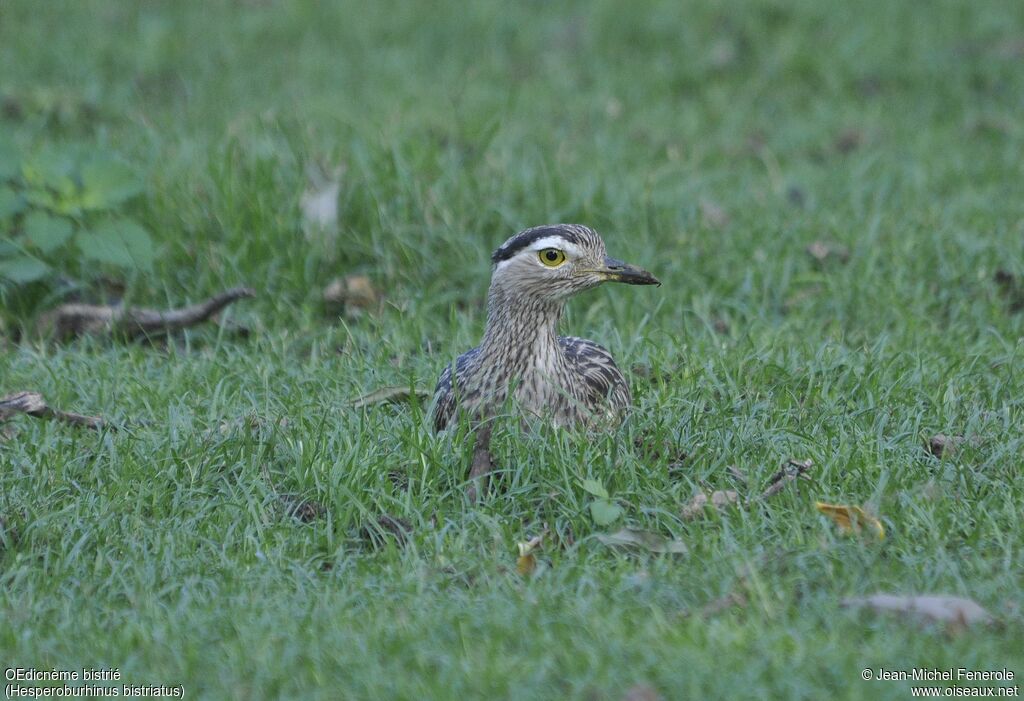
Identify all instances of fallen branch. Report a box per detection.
[35,286,255,341]
[0,391,111,431]
[760,458,814,499]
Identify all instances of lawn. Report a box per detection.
[1,0,1023,698]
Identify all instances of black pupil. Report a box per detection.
[545,250,558,261]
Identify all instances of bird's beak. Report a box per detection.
[597,256,661,286]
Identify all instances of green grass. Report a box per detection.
[2,0,1023,698]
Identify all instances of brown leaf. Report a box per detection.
[700,590,748,619]
[708,37,738,69]
[926,433,965,458]
[993,269,1024,313]
[726,465,748,485]
[842,594,993,627]
[806,241,850,264]
[621,683,663,701]
[834,128,864,154]
[387,469,410,492]
[361,514,412,548]
[699,198,730,229]
[596,528,688,555]
[681,490,738,521]
[323,274,380,313]
[350,386,429,409]
[278,493,326,523]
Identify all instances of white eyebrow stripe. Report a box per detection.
[525,236,583,257]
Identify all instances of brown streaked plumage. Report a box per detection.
[431,224,659,432]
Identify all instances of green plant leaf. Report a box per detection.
[589,499,623,526]
[581,479,609,499]
[77,218,155,270]
[21,148,78,194]
[0,135,19,181]
[596,528,688,555]
[23,211,73,253]
[0,256,50,284]
[0,185,25,222]
[79,157,143,210]
[21,148,81,215]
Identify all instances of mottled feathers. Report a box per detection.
[432,336,630,431]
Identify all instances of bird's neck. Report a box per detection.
[478,286,564,369]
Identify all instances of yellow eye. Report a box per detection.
[538,248,566,267]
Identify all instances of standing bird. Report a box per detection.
[432,224,659,433]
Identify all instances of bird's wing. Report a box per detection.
[431,346,480,432]
[558,336,632,412]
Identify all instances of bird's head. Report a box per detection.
[489,224,660,303]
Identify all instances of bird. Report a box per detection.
[431,223,659,433]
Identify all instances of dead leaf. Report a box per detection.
[516,551,536,576]
[786,185,806,208]
[993,269,1023,313]
[259,463,325,524]
[816,501,885,540]
[708,37,737,69]
[834,128,864,154]
[726,465,748,485]
[699,198,730,229]
[841,594,992,627]
[621,683,663,701]
[516,532,545,576]
[0,391,110,431]
[761,458,814,499]
[211,414,289,438]
[700,590,748,619]
[926,433,965,458]
[806,241,850,264]
[0,514,20,552]
[350,386,429,409]
[300,163,342,246]
[387,469,410,492]
[35,287,255,341]
[277,493,326,523]
[323,274,380,313]
[681,490,738,520]
[596,528,688,555]
[361,514,412,548]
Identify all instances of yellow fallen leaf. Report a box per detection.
[516,553,536,575]
[816,501,885,540]
[515,534,544,576]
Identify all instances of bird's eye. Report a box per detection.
[538,248,566,267]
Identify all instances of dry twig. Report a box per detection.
[761,458,814,499]
[0,391,111,431]
[35,286,255,341]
